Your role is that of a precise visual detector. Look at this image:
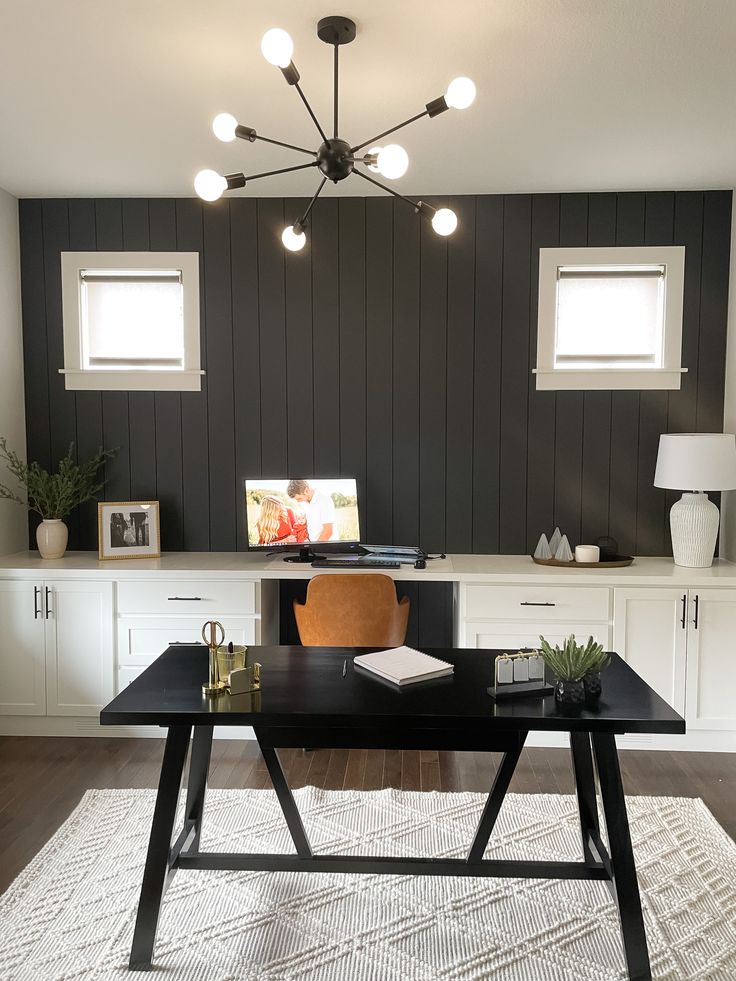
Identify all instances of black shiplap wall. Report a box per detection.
[18,190,732,555]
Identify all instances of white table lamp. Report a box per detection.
[654,433,736,567]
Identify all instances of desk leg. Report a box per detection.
[591,732,652,981]
[467,733,526,863]
[255,734,312,858]
[570,732,600,867]
[184,725,213,852]
[129,725,192,972]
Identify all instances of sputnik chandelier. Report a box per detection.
[194,15,476,251]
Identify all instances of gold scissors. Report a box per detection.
[201,620,227,696]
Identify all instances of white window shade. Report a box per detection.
[555,267,664,367]
[81,273,185,369]
[535,246,685,391]
[61,252,202,392]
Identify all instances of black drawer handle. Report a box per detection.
[520,601,556,607]
[681,593,687,629]
[33,585,41,620]
[693,594,699,629]
[170,641,204,645]
[167,596,203,601]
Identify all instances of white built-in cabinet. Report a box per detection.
[0,579,112,716]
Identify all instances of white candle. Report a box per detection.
[575,545,600,563]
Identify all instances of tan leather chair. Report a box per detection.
[293,574,410,647]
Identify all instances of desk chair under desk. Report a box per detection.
[293,573,410,646]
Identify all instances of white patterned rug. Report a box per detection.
[0,788,734,980]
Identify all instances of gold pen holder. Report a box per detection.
[216,645,247,686]
[229,662,262,695]
[201,620,227,696]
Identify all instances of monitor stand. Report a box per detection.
[283,546,321,564]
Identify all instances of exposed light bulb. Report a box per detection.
[261,28,294,68]
[366,147,382,173]
[432,208,458,236]
[212,112,238,142]
[282,225,306,252]
[445,76,476,110]
[376,144,409,180]
[194,169,227,202]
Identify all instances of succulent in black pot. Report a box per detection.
[538,634,611,707]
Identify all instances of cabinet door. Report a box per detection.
[612,588,687,713]
[0,580,46,715]
[44,580,114,716]
[686,589,736,730]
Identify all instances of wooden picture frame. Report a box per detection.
[98,501,161,560]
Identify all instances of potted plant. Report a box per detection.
[538,634,610,706]
[0,439,113,559]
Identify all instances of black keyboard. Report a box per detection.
[311,558,401,569]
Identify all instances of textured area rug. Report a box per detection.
[0,788,734,981]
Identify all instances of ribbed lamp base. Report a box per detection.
[669,492,720,568]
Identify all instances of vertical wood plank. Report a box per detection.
[338,198,367,493]
[445,196,476,553]
[580,193,616,545]
[284,197,314,479]
[526,194,560,550]
[68,200,101,550]
[553,193,588,547]
[637,191,674,555]
[122,200,158,506]
[697,191,732,433]
[392,200,421,546]
[499,195,532,552]
[365,197,393,544]
[230,198,262,549]
[19,200,50,547]
[256,199,288,477]
[418,198,447,553]
[608,193,645,555]
[203,201,236,550]
[175,199,210,550]
[95,199,131,504]
[311,198,340,475]
[149,199,183,551]
[472,196,503,554]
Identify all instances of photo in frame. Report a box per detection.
[98,501,160,560]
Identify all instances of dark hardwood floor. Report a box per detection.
[0,735,733,894]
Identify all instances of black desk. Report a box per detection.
[101,646,685,980]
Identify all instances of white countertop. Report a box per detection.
[1,551,736,586]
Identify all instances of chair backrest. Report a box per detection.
[293,574,410,647]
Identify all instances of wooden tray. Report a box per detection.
[531,555,634,569]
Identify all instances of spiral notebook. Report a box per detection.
[353,646,454,686]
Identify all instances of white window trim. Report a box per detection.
[60,251,203,392]
[535,245,686,391]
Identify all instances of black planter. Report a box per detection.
[584,671,602,700]
[554,678,585,706]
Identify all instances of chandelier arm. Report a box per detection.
[246,161,320,183]
[351,110,429,154]
[294,83,329,143]
[351,168,423,212]
[296,177,328,230]
[254,134,317,157]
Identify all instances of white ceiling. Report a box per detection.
[1,0,735,199]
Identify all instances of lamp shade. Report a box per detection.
[654,433,736,491]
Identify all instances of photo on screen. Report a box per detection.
[245,478,360,548]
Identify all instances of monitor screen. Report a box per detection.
[245,478,360,549]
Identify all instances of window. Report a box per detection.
[535,246,685,390]
[60,252,202,391]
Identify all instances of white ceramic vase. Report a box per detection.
[669,492,720,568]
[36,519,68,559]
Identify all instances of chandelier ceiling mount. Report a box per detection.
[194,15,476,251]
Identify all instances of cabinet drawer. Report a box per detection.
[465,621,611,651]
[116,580,256,616]
[463,584,610,622]
[117,616,257,668]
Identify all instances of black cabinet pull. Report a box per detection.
[44,586,51,619]
[520,601,556,607]
[33,585,41,620]
[681,593,687,629]
[167,596,202,602]
[693,594,699,630]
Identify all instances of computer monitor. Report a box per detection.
[245,477,361,562]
